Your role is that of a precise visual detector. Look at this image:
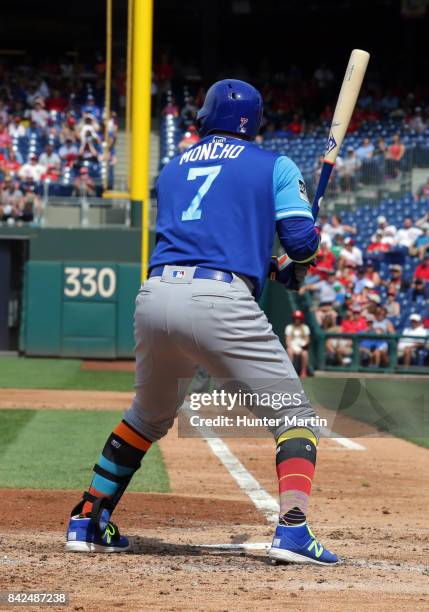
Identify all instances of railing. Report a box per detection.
[315,331,428,374]
[40,194,131,228]
[305,149,416,210]
[295,292,429,375]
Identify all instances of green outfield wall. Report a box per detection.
[3,227,290,358]
[13,228,146,358]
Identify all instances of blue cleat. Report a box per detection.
[269,523,338,565]
[65,511,130,553]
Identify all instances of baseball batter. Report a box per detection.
[66,79,337,565]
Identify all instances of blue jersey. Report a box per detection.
[150,134,313,298]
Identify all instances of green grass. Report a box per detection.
[0,409,37,446]
[0,357,134,391]
[401,437,429,449]
[0,409,169,492]
[1,357,427,450]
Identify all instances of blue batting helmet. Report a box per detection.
[196,79,263,139]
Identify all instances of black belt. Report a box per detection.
[149,265,233,283]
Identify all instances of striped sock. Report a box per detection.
[276,427,317,526]
[81,420,152,516]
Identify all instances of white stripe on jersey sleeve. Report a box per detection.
[276,209,314,220]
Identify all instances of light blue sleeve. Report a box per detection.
[273,156,314,221]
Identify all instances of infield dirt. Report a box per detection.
[0,390,428,611]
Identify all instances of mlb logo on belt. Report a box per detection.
[172,270,185,278]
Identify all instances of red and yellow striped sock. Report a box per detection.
[275,428,317,525]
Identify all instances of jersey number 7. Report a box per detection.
[181,165,222,221]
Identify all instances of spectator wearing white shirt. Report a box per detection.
[355,137,374,161]
[371,215,397,243]
[30,100,49,129]
[285,310,310,378]
[8,116,26,139]
[39,144,61,170]
[395,217,423,249]
[339,237,363,268]
[314,63,334,90]
[381,226,397,246]
[320,213,356,241]
[78,115,100,142]
[408,107,426,134]
[397,314,428,366]
[319,214,335,245]
[18,154,46,182]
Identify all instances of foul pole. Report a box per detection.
[130,0,153,280]
[103,0,112,191]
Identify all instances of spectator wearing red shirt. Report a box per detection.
[2,150,22,176]
[346,113,361,133]
[155,53,173,91]
[367,231,391,253]
[46,89,67,112]
[178,125,200,153]
[414,255,429,282]
[337,265,356,288]
[312,241,336,280]
[0,119,12,150]
[41,165,60,183]
[288,113,304,135]
[320,104,333,122]
[386,133,405,178]
[162,98,180,117]
[59,139,78,165]
[341,305,367,334]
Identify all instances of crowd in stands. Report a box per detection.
[0,58,119,224]
[156,52,429,126]
[160,66,429,200]
[299,207,429,369]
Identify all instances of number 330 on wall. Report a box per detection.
[64,267,116,299]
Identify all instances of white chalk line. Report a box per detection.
[205,437,279,523]
[183,402,279,523]
[320,426,366,451]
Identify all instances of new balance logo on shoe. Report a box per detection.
[308,539,324,558]
[111,439,121,448]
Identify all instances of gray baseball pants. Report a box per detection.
[124,265,317,442]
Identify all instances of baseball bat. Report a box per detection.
[275,49,369,274]
[312,48,370,219]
